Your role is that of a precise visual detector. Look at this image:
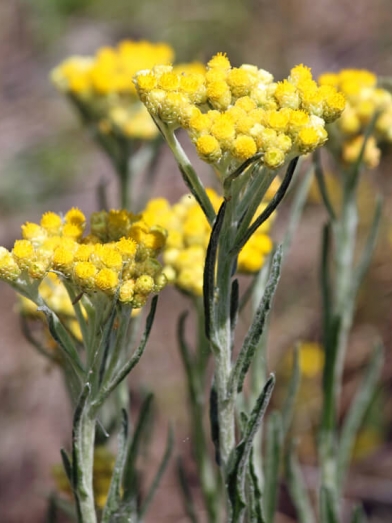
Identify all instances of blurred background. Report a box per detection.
[1,0,392,521]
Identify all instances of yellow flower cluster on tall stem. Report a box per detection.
[0,207,166,309]
[319,69,392,168]
[134,54,345,174]
[52,40,205,141]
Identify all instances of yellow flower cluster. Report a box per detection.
[0,208,167,309]
[140,188,274,296]
[53,446,115,509]
[319,69,392,168]
[51,39,205,140]
[134,54,345,172]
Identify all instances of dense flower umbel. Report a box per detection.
[134,54,345,173]
[319,69,392,168]
[140,188,274,296]
[51,40,205,140]
[0,208,167,308]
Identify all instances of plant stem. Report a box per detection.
[73,390,97,523]
[214,197,238,472]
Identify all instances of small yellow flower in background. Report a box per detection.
[319,69,392,168]
[51,40,205,141]
[53,446,115,509]
[134,54,345,174]
[297,341,325,379]
[0,208,167,310]
[140,188,274,296]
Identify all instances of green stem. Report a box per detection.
[319,175,358,506]
[193,299,221,522]
[333,182,358,408]
[214,198,237,472]
[154,120,216,225]
[72,386,97,523]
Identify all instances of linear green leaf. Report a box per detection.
[281,346,301,437]
[176,457,199,523]
[283,163,314,256]
[226,375,275,522]
[38,305,85,379]
[231,157,298,255]
[139,426,174,518]
[203,201,227,341]
[122,393,154,503]
[337,342,383,493]
[229,247,282,395]
[263,412,283,523]
[313,149,336,221]
[352,196,382,295]
[285,445,315,523]
[101,410,129,522]
[93,296,158,409]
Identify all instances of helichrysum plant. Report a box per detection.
[6,36,391,523]
[133,52,345,522]
[283,69,389,523]
[0,206,169,522]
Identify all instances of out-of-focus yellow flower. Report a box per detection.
[319,69,392,168]
[0,207,167,310]
[53,446,115,510]
[134,54,345,174]
[298,341,325,378]
[140,188,274,296]
[51,40,205,141]
[352,427,383,460]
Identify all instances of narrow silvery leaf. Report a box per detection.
[224,153,263,189]
[263,412,283,523]
[281,346,301,437]
[285,445,315,523]
[248,449,267,523]
[177,457,199,523]
[203,201,226,341]
[93,296,158,409]
[229,247,282,395]
[139,426,174,518]
[209,380,220,465]
[122,393,154,503]
[337,342,383,493]
[177,311,199,405]
[321,224,332,344]
[101,410,129,522]
[38,305,85,379]
[97,298,119,386]
[313,149,336,221]
[230,279,239,350]
[232,157,298,255]
[60,448,73,486]
[283,163,315,255]
[226,375,275,522]
[352,197,382,296]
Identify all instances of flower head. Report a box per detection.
[1,208,167,309]
[51,40,205,141]
[134,53,345,174]
[319,68,392,168]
